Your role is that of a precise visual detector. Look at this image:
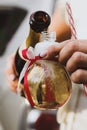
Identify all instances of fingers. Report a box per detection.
[59,40,79,64]
[5,53,18,93]
[6,76,18,93]
[42,39,87,84]
[59,40,87,64]
[42,40,70,59]
[5,53,18,77]
[65,52,87,84]
[71,69,87,84]
[66,52,87,73]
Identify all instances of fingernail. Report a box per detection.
[40,51,48,58]
[9,74,16,81]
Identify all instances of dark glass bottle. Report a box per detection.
[15,11,51,75]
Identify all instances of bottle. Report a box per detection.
[22,31,72,110]
[15,11,51,75]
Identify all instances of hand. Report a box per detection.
[5,53,18,93]
[43,39,87,84]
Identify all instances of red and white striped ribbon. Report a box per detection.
[66,1,87,96]
[66,1,77,39]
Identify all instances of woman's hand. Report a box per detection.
[5,53,18,93]
[43,39,87,84]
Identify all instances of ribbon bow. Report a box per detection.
[17,47,41,106]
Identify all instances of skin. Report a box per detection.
[48,2,71,42]
[5,3,87,92]
[5,53,18,93]
[44,39,87,84]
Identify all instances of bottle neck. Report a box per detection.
[26,28,40,48]
[40,31,56,42]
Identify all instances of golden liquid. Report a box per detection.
[26,29,40,48]
[26,60,72,110]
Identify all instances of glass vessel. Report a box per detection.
[21,31,72,110]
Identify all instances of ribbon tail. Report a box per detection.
[17,60,30,94]
[24,70,35,107]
